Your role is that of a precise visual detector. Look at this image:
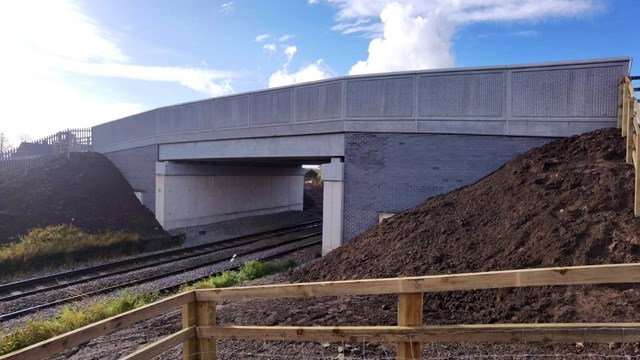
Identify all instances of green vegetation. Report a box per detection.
[0,224,139,275]
[0,260,296,355]
[0,292,159,356]
[188,259,297,289]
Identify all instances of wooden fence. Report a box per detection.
[3,263,640,360]
[619,76,640,216]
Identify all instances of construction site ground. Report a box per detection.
[42,127,640,359]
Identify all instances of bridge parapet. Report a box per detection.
[93,57,630,154]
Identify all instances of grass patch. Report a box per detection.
[0,292,159,356]
[0,260,296,356]
[0,224,140,276]
[187,259,297,290]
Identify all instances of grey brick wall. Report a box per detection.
[104,145,158,212]
[343,133,553,242]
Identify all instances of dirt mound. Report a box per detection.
[0,152,167,244]
[294,128,640,281]
[257,127,640,325]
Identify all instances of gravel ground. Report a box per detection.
[171,210,320,248]
[44,244,322,360]
[0,231,321,331]
[0,210,319,286]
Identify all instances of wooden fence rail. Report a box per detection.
[619,76,640,215]
[3,263,640,360]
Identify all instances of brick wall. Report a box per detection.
[342,133,553,242]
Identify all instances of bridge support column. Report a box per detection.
[321,158,344,255]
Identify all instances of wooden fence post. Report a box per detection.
[182,302,197,360]
[196,300,217,360]
[622,79,629,137]
[628,85,636,165]
[619,77,625,129]
[397,293,423,360]
[635,100,640,217]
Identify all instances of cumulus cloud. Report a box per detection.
[350,2,455,75]
[268,46,333,88]
[263,43,277,52]
[326,0,600,75]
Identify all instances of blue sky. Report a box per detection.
[0,0,638,144]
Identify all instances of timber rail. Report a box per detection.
[3,263,640,359]
[619,75,640,215]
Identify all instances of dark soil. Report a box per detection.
[221,128,640,330]
[0,152,167,244]
[295,127,640,281]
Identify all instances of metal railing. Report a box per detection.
[0,128,92,175]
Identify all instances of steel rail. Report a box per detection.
[0,232,321,320]
[0,220,321,297]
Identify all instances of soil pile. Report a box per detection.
[294,127,640,281]
[0,152,167,244]
[230,127,640,326]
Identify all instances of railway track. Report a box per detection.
[0,221,322,320]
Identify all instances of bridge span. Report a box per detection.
[92,57,630,254]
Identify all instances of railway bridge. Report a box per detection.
[92,57,630,254]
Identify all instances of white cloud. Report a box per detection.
[0,68,144,145]
[0,0,238,141]
[49,58,237,96]
[220,1,234,13]
[269,60,333,88]
[263,43,277,52]
[309,0,319,4]
[255,33,271,42]
[0,0,127,63]
[327,0,600,75]
[350,2,455,75]
[284,46,298,62]
[278,34,295,42]
[268,46,333,88]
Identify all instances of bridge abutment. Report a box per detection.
[155,162,304,230]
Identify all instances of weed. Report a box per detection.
[0,260,295,355]
[0,224,139,276]
[0,292,159,355]
[188,259,297,289]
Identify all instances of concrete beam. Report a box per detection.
[158,134,345,161]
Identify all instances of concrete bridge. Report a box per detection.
[92,57,630,254]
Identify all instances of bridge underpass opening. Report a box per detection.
[154,157,344,254]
